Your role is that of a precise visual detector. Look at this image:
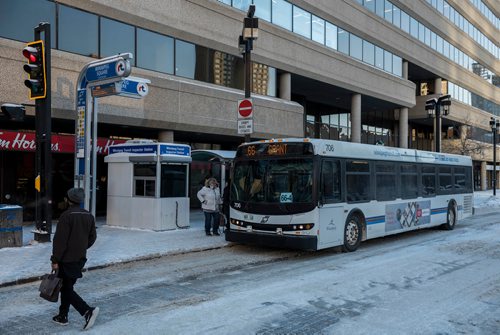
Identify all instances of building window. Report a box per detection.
[392,55,402,77]
[0,0,55,43]
[375,46,384,69]
[350,34,363,60]
[232,0,252,11]
[272,0,292,31]
[312,15,325,44]
[401,11,410,33]
[293,6,311,39]
[325,22,337,50]
[100,18,135,64]
[254,0,271,22]
[58,5,98,57]
[175,39,196,79]
[137,28,174,74]
[338,28,349,55]
[362,40,375,65]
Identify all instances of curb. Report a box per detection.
[0,243,230,288]
[472,207,499,216]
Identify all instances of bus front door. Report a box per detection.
[318,206,345,247]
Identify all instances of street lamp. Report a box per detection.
[425,94,451,152]
[489,117,499,195]
[239,4,258,143]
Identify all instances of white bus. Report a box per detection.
[226,138,473,251]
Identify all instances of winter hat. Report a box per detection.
[67,187,85,204]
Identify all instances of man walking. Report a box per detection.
[51,187,99,330]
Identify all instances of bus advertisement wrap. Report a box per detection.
[385,201,431,232]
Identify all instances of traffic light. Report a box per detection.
[22,40,46,100]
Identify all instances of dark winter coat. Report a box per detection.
[51,205,96,277]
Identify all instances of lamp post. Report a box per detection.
[239,5,258,143]
[489,117,499,195]
[425,94,451,152]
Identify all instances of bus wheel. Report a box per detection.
[442,205,456,230]
[343,214,362,252]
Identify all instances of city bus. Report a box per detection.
[225,138,473,251]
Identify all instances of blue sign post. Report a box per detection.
[74,53,150,215]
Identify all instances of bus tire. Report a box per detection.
[442,204,457,230]
[343,214,362,252]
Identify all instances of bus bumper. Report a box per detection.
[225,229,318,251]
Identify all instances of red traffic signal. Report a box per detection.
[22,40,46,100]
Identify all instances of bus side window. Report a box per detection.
[321,160,341,203]
[346,160,370,202]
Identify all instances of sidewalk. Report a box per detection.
[0,210,229,287]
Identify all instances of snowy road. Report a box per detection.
[1,212,499,334]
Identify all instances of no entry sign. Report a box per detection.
[238,99,253,118]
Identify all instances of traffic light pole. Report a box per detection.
[34,22,52,242]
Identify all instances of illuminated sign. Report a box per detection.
[237,142,313,158]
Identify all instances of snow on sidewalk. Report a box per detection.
[0,211,228,286]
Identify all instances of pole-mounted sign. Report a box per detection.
[74,53,150,215]
[237,98,253,135]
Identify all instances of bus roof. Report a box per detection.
[242,138,472,166]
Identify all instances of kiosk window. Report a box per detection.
[161,164,187,197]
[134,164,156,197]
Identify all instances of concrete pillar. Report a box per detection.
[481,161,487,191]
[434,77,442,95]
[402,60,408,80]
[459,125,468,140]
[399,107,408,148]
[351,94,361,143]
[279,72,291,101]
[158,130,174,143]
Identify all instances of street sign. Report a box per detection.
[85,57,131,83]
[118,77,150,99]
[238,99,253,118]
[238,119,253,134]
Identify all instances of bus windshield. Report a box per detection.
[231,158,314,206]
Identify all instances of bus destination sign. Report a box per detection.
[237,142,313,158]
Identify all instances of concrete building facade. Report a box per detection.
[0,0,498,217]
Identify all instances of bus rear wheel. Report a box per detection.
[343,214,362,252]
[442,205,456,230]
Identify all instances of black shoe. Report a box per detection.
[83,307,99,330]
[52,314,68,326]
[213,232,220,236]
[206,232,212,236]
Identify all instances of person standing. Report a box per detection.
[197,177,222,236]
[51,187,99,330]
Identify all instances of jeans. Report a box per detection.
[204,211,219,233]
[59,277,91,317]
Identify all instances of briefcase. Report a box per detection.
[39,270,62,302]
